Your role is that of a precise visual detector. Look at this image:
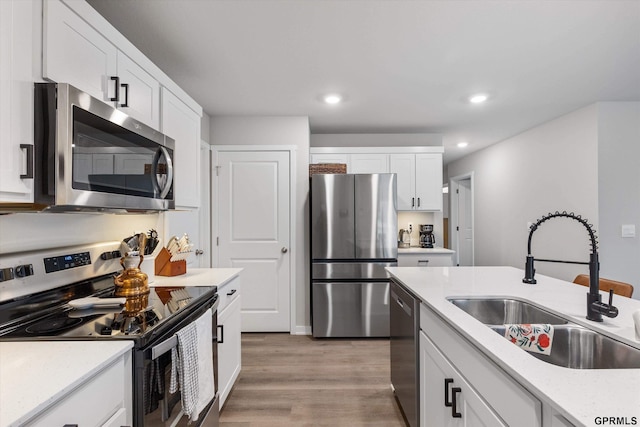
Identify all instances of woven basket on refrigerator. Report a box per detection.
[309,163,347,177]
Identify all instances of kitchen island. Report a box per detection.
[386,266,640,427]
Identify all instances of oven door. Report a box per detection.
[141,304,219,426]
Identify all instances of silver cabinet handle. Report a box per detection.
[281,247,288,253]
[195,249,204,255]
[417,197,421,207]
[418,259,429,265]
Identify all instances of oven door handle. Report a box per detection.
[150,297,219,360]
[152,334,178,360]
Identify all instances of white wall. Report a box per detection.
[0,212,162,254]
[447,104,600,282]
[210,116,311,333]
[597,102,640,294]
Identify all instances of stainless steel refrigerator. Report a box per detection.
[310,173,397,338]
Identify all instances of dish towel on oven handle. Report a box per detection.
[195,308,215,418]
[169,308,215,421]
[169,321,199,420]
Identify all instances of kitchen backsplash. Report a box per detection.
[397,211,445,247]
[0,212,163,255]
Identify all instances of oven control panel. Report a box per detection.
[44,251,92,273]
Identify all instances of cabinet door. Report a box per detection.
[161,87,201,208]
[420,332,507,427]
[0,0,36,202]
[116,51,160,129]
[350,154,389,173]
[415,153,443,211]
[218,294,242,409]
[397,254,432,267]
[389,154,416,210]
[43,0,117,103]
[310,153,350,169]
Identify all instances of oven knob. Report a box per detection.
[15,264,34,278]
[0,267,15,282]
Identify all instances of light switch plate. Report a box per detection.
[621,224,636,238]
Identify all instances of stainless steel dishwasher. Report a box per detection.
[390,279,419,427]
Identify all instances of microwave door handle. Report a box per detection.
[152,146,174,199]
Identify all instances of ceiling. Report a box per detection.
[86,0,640,164]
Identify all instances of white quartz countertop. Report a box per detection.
[0,341,133,427]
[386,266,640,427]
[398,247,455,254]
[151,267,242,288]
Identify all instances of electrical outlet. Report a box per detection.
[408,223,413,233]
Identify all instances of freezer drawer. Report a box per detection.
[312,281,390,338]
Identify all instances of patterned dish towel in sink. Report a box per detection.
[504,324,554,355]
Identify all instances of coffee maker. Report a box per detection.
[419,224,435,248]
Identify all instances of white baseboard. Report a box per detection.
[291,325,312,335]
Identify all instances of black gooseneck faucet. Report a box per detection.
[522,211,618,322]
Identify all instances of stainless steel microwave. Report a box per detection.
[34,83,175,211]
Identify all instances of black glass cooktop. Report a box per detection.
[0,274,216,342]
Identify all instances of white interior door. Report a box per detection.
[454,177,474,266]
[217,150,291,332]
[198,142,211,268]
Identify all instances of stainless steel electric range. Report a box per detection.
[0,242,219,427]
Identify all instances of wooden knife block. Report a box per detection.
[154,247,186,277]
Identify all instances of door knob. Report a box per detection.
[195,249,204,255]
[281,247,288,253]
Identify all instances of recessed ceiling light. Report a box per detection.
[469,93,488,104]
[323,94,342,105]
[457,142,469,148]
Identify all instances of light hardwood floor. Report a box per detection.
[219,333,407,427]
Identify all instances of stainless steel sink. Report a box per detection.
[490,324,640,369]
[447,297,640,369]
[447,297,569,325]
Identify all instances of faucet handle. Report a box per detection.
[608,289,614,306]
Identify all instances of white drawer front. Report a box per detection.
[26,357,126,427]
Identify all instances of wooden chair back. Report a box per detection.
[573,274,634,298]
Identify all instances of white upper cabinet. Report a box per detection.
[310,153,350,167]
[161,87,201,208]
[349,153,389,173]
[390,153,442,211]
[415,153,443,211]
[389,153,416,210]
[43,0,117,103]
[114,51,160,129]
[43,1,160,129]
[310,147,443,211]
[0,0,39,203]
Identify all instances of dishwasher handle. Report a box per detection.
[391,290,413,317]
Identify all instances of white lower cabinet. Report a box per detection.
[420,331,506,426]
[217,277,242,409]
[420,305,542,427]
[398,252,454,267]
[25,351,132,426]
